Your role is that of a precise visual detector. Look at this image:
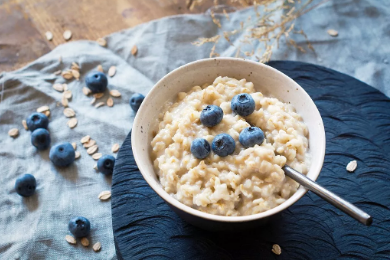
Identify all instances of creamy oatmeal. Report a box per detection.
[151,76,309,216]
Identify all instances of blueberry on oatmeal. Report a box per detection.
[49,142,75,167]
[191,138,211,159]
[231,93,255,116]
[85,71,108,93]
[26,112,49,131]
[200,105,223,127]
[212,133,236,157]
[68,216,91,238]
[31,128,51,150]
[239,127,265,148]
[15,174,36,197]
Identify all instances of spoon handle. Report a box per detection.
[283,165,372,226]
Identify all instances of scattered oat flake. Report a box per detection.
[83,87,91,96]
[62,70,73,80]
[327,29,338,37]
[97,38,107,47]
[61,97,69,107]
[112,143,120,153]
[71,142,77,150]
[93,242,101,252]
[63,90,72,99]
[94,93,104,99]
[98,191,111,200]
[109,90,121,97]
[95,102,105,108]
[8,128,19,138]
[90,97,96,105]
[75,151,81,159]
[63,30,72,40]
[54,70,62,75]
[64,108,76,117]
[37,105,50,113]
[71,70,80,80]
[346,160,357,172]
[87,145,98,155]
[97,65,103,72]
[44,110,51,117]
[53,83,64,92]
[22,120,28,130]
[71,62,80,70]
[108,66,116,77]
[45,31,53,41]
[83,139,96,148]
[92,153,102,160]
[65,235,76,245]
[63,84,68,91]
[94,164,98,170]
[67,118,78,128]
[131,45,138,56]
[81,237,89,247]
[107,97,114,107]
[80,135,90,144]
[272,244,281,255]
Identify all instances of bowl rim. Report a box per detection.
[132,57,326,223]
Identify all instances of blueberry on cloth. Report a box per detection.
[15,174,36,197]
[49,142,75,167]
[85,71,108,93]
[231,93,255,116]
[200,105,223,127]
[68,216,91,238]
[212,133,236,157]
[129,93,145,112]
[31,128,51,150]
[191,138,211,159]
[97,155,116,175]
[26,112,49,131]
[239,127,265,148]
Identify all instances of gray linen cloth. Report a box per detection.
[0,0,388,259]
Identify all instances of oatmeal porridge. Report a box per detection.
[151,76,309,216]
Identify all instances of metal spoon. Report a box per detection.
[283,165,372,226]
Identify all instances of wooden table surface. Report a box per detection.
[0,0,240,72]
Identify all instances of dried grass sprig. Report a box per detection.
[192,0,329,62]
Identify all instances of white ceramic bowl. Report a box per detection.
[132,58,326,230]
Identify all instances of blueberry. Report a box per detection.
[212,133,236,157]
[15,174,36,197]
[26,112,49,132]
[129,93,145,112]
[68,216,91,238]
[239,127,265,148]
[191,138,211,159]
[97,155,116,175]
[85,71,108,93]
[49,142,75,167]
[200,105,223,127]
[231,93,255,116]
[31,128,51,150]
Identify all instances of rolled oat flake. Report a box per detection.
[346,160,357,172]
[272,244,281,255]
[93,242,101,252]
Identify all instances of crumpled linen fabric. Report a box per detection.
[0,0,388,259]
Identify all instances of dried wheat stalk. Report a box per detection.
[192,0,329,63]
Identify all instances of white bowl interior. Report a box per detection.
[132,58,325,222]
